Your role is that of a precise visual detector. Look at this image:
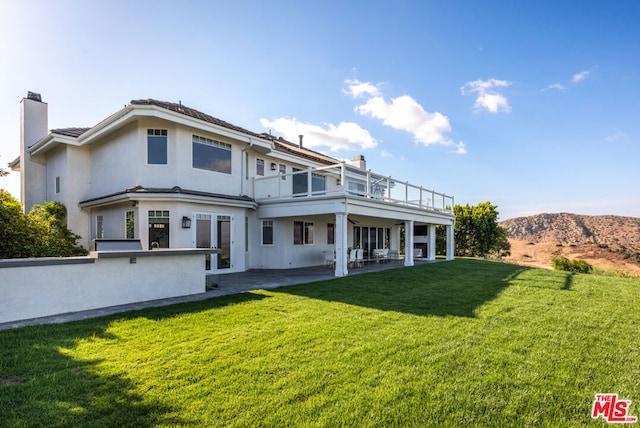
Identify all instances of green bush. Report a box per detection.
[552,256,594,274]
[0,190,86,258]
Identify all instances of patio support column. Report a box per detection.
[428,224,436,261]
[446,223,455,260]
[404,220,414,267]
[335,212,349,277]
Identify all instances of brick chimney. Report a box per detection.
[20,91,48,212]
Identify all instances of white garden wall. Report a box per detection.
[0,249,214,324]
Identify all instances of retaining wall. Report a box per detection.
[0,249,214,324]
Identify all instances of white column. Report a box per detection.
[404,220,414,266]
[446,223,455,260]
[428,224,436,261]
[335,213,349,277]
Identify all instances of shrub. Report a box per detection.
[552,256,594,274]
[0,191,86,258]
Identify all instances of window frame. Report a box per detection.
[293,220,314,245]
[262,220,274,246]
[148,210,170,249]
[256,158,265,176]
[96,215,104,239]
[192,134,232,174]
[125,210,135,239]
[327,223,335,245]
[147,129,168,165]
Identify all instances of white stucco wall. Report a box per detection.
[0,251,209,324]
[90,122,140,196]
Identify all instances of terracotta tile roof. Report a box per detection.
[51,127,91,138]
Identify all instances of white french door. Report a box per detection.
[195,213,232,272]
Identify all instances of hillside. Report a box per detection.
[500,213,640,274]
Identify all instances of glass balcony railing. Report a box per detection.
[253,162,454,213]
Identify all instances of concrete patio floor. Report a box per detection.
[0,259,443,331]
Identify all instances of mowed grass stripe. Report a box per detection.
[0,258,638,427]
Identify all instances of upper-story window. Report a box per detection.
[192,135,231,174]
[279,164,286,180]
[256,159,265,176]
[147,129,168,165]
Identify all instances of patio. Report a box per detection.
[0,259,443,330]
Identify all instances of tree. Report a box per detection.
[0,190,86,258]
[0,190,31,258]
[28,201,87,257]
[0,168,8,177]
[451,201,509,258]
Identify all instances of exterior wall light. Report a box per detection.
[271,162,277,171]
[182,216,192,228]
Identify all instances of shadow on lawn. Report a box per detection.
[0,291,269,426]
[279,258,530,318]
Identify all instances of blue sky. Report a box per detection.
[1,0,638,220]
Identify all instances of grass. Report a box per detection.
[1,258,639,427]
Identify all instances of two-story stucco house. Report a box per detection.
[10,91,455,277]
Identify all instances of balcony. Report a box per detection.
[254,162,454,213]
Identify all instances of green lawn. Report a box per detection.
[1,259,638,427]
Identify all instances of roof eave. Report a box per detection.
[131,104,274,151]
[8,156,20,171]
[79,189,258,210]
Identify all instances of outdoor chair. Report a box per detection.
[348,249,357,268]
[356,248,364,267]
[388,250,402,264]
[324,251,335,269]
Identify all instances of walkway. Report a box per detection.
[0,259,441,331]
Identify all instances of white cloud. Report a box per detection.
[343,79,380,98]
[572,70,590,83]
[451,142,467,154]
[259,117,377,152]
[357,95,455,146]
[542,83,566,92]
[344,79,464,153]
[474,93,511,113]
[380,149,393,158]
[262,79,465,155]
[461,78,512,113]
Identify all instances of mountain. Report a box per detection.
[499,213,640,274]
